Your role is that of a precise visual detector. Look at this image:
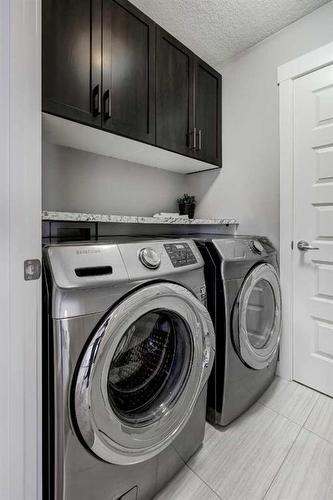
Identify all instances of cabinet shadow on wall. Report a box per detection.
[186,168,222,208]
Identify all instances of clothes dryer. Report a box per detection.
[195,236,281,426]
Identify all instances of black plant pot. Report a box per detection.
[179,203,196,219]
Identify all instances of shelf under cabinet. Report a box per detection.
[42,113,221,175]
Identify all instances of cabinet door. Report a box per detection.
[194,59,222,167]
[156,28,194,157]
[42,0,102,127]
[102,0,155,144]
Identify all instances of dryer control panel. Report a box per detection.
[211,237,274,261]
[164,242,197,268]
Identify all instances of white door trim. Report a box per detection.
[1,1,42,499]
[278,42,333,380]
[0,1,11,497]
[278,42,333,84]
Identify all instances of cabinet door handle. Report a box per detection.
[103,89,112,120]
[92,84,101,117]
[190,127,197,150]
[197,129,202,151]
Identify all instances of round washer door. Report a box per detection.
[233,263,281,370]
[72,282,215,465]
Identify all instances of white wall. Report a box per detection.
[187,1,333,248]
[42,142,186,216]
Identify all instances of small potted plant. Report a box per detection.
[177,193,196,219]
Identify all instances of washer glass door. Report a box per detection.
[73,282,215,465]
[107,309,192,426]
[234,263,281,370]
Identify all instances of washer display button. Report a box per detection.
[164,243,197,268]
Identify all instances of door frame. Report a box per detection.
[278,41,333,380]
[1,1,42,499]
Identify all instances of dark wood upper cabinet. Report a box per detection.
[42,0,222,168]
[42,0,102,127]
[155,28,194,156]
[155,28,222,167]
[102,0,155,144]
[193,59,222,166]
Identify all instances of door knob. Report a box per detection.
[297,240,319,251]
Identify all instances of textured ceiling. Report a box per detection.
[131,0,330,68]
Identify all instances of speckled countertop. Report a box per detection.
[42,211,239,226]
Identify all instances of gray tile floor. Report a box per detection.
[155,377,333,500]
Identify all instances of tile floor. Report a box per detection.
[154,377,333,500]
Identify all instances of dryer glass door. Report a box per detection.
[72,282,215,466]
[235,263,281,370]
[246,279,276,350]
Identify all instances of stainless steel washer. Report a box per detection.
[194,235,281,426]
[43,238,215,500]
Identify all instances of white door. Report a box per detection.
[294,64,333,396]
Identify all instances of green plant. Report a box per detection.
[177,193,196,205]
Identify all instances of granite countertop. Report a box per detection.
[42,211,239,226]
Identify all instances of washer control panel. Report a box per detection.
[164,242,197,268]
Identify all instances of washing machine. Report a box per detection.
[42,238,215,500]
[194,235,281,426]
